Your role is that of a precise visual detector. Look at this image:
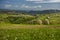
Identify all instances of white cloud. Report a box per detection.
[49,0,60,2]
[5,4,19,8]
[5,4,12,8]
[21,4,42,9]
[26,0,43,1]
[15,5,19,8]
[26,0,60,3]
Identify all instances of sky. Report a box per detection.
[0,0,60,10]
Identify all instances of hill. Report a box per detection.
[0,9,60,15]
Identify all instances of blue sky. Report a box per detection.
[0,0,60,10]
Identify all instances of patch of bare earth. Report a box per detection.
[0,24,60,29]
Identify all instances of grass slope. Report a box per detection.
[0,27,60,40]
[0,24,60,40]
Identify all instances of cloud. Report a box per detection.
[15,5,19,8]
[21,4,42,9]
[4,4,20,8]
[26,0,60,3]
[49,0,60,2]
[21,4,28,8]
[4,4,12,8]
[26,0,43,1]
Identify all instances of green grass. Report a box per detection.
[0,12,60,40]
[0,28,60,40]
[0,24,60,40]
[0,13,60,25]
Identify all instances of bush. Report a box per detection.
[6,15,34,24]
[43,19,50,25]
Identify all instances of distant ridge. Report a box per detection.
[0,9,60,15]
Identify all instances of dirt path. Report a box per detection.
[0,24,60,29]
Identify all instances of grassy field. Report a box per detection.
[0,24,60,40]
[0,12,60,40]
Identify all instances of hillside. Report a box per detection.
[0,10,60,25]
[0,9,60,15]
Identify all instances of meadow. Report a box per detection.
[0,12,60,40]
[0,26,60,40]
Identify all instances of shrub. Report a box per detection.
[43,19,50,25]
